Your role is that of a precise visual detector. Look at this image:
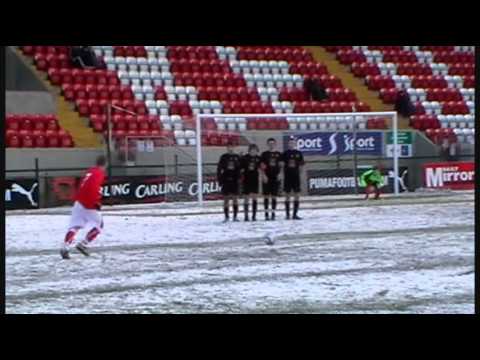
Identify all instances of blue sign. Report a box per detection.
[284,132,384,156]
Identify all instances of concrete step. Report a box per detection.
[304,46,393,112]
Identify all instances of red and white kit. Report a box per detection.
[63,166,106,251]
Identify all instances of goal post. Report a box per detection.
[196,111,399,205]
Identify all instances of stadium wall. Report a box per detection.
[6,91,57,114]
[5,46,48,91]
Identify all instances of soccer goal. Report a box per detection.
[105,104,206,204]
[195,112,400,205]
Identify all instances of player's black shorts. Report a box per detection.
[263,178,280,196]
[221,180,239,196]
[243,176,259,195]
[284,174,301,193]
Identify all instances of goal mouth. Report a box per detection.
[195,112,401,205]
[103,106,401,205]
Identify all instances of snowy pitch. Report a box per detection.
[6,191,474,314]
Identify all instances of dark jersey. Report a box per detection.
[260,151,282,178]
[282,150,305,176]
[241,154,261,179]
[217,153,242,183]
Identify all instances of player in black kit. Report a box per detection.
[282,136,305,220]
[217,142,242,222]
[260,138,283,221]
[241,144,261,221]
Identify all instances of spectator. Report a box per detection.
[304,78,328,101]
[395,90,416,117]
[71,46,100,69]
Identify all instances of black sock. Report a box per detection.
[252,200,257,220]
[293,200,300,217]
[224,206,229,220]
[264,198,270,218]
[285,200,290,218]
[244,202,249,220]
[271,198,277,219]
[233,204,239,219]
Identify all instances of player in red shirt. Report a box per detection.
[60,155,107,259]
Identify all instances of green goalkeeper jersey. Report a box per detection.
[360,169,384,187]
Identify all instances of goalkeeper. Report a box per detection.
[360,166,384,200]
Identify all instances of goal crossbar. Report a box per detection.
[196,111,399,205]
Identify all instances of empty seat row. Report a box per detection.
[113,46,147,58]
[367,74,468,91]
[448,63,475,76]
[62,84,134,101]
[104,56,170,72]
[452,128,475,144]
[243,73,303,88]
[286,116,377,131]
[410,115,441,130]
[6,129,74,148]
[167,46,219,60]
[111,129,174,143]
[293,101,371,113]
[6,114,59,131]
[34,53,72,70]
[117,71,173,86]
[350,50,472,66]
[173,73,246,87]
[106,118,162,133]
[437,114,475,129]
[453,46,475,52]
[424,128,458,144]
[90,114,159,123]
[433,52,475,64]
[230,60,290,74]
[222,102,275,114]
[271,101,294,113]
[414,101,472,115]
[188,100,223,115]
[21,46,70,56]
[407,88,464,102]
[303,74,344,89]
[48,68,120,86]
[197,86,260,102]
[236,47,313,62]
[169,59,231,74]
[75,99,147,116]
[246,118,289,131]
[419,46,456,52]
[201,132,241,147]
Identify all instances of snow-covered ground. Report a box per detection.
[5,192,475,314]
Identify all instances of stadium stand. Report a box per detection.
[324,46,475,146]
[6,114,74,148]
[13,45,474,148]
[16,46,375,147]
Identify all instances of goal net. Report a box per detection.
[105,104,212,205]
[195,112,401,205]
[104,107,401,206]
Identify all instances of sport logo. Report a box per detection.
[291,132,382,156]
[327,133,337,155]
[10,183,38,206]
[343,134,376,152]
[296,137,323,151]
